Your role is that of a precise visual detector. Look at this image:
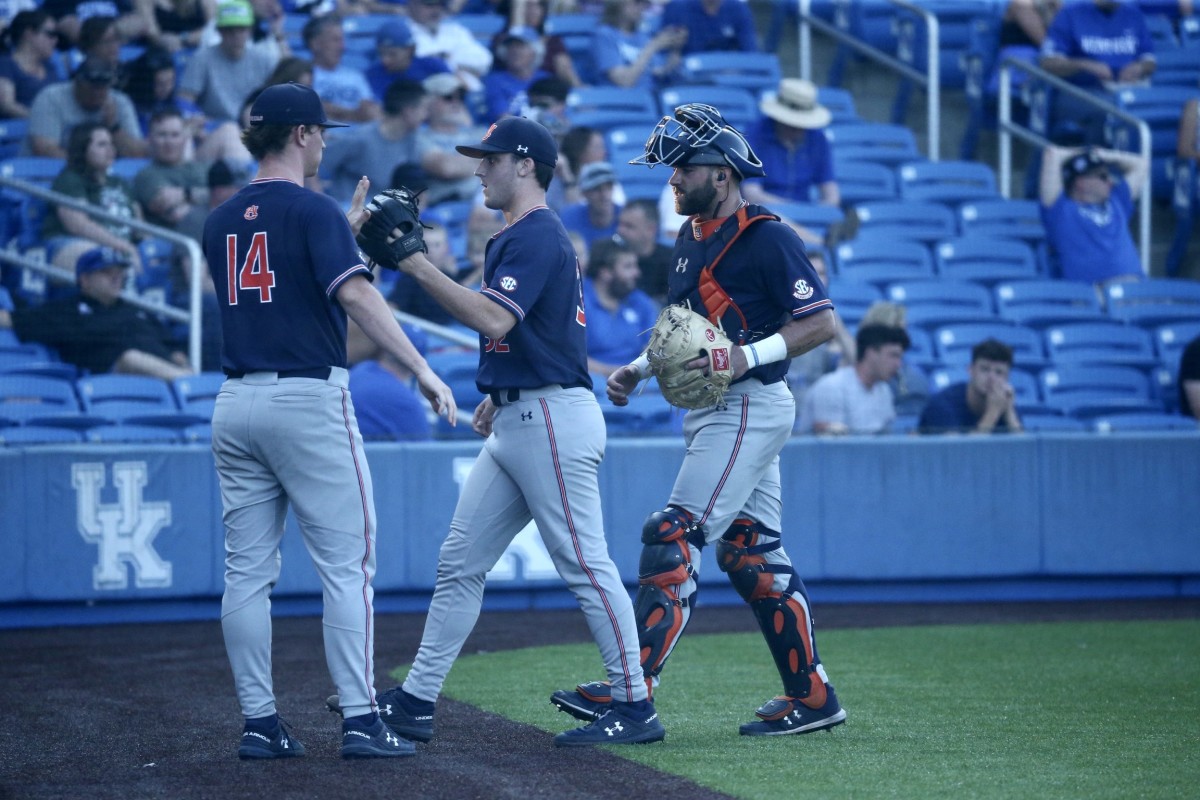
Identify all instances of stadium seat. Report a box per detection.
[182,422,212,443]
[1104,279,1200,314]
[1152,39,1200,85]
[1091,412,1198,433]
[769,201,845,240]
[886,280,997,331]
[817,87,860,123]
[826,122,920,166]
[903,325,939,369]
[934,322,1046,369]
[1106,85,1200,199]
[172,372,224,418]
[565,86,659,130]
[853,200,957,243]
[455,13,506,43]
[934,237,1038,286]
[658,86,758,131]
[957,198,1046,244]
[833,160,899,204]
[829,281,883,328]
[1019,413,1088,432]
[77,374,179,413]
[606,125,653,165]
[834,238,934,286]
[678,51,781,94]
[0,156,65,187]
[0,424,84,445]
[0,374,102,428]
[423,200,473,261]
[84,424,182,444]
[896,160,998,204]
[1038,364,1160,418]
[994,280,1108,328]
[0,118,28,160]
[1152,320,1200,369]
[1042,323,1159,369]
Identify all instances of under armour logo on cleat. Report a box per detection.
[380,704,393,716]
[604,721,625,737]
[386,731,400,747]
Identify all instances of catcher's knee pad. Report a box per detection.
[750,591,826,704]
[716,518,789,602]
[634,507,704,679]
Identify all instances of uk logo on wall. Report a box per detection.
[72,462,173,591]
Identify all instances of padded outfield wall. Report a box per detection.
[1,433,1198,627]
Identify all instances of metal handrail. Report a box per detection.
[996,57,1152,273]
[797,0,941,160]
[0,174,205,369]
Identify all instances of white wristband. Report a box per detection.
[742,333,788,369]
[630,354,651,380]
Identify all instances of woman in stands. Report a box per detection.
[43,121,145,275]
[492,0,583,87]
[0,9,64,120]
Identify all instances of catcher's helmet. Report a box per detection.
[630,103,765,180]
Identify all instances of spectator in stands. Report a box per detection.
[178,0,277,122]
[389,222,466,327]
[1038,0,1155,144]
[406,0,494,93]
[0,246,192,380]
[348,324,433,440]
[41,0,148,50]
[1180,333,1200,419]
[77,14,125,71]
[796,323,910,435]
[559,161,621,249]
[43,121,144,273]
[321,78,427,205]
[0,9,64,119]
[615,198,672,303]
[742,78,838,246]
[483,26,550,122]
[26,57,147,158]
[176,156,249,242]
[494,0,582,87]
[415,72,483,204]
[590,0,686,91]
[132,107,210,232]
[1001,0,1061,48]
[582,238,659,377]
[134,0,213,53]
[365,17,451,102]
[658,0,758,55]
[919,338,1024,434]
[1039,145,1147,287]
[857,300,926,417]
[304,13,380,124]
[195,0,290,62]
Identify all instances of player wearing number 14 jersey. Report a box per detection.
[203,82,455,761]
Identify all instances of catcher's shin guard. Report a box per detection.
[634,507,705,683]
[718,519,827,705]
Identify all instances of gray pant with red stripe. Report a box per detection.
[213,367,381,720]
[403,386,647,704]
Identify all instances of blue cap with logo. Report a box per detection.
[455,116,557,168]
[77,246,131,277]
[249,82,349,128]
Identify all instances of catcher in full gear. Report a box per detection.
[551,103,847,736]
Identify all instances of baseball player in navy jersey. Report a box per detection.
[327,116,665,747]
[551,103,848,737]
[203,82,457,760]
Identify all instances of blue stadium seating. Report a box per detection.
[565,86,658,130]
[1104,278,1200,328]
[0,424,84,445]
[826,123,921,166]
[1038,364,1160,418]
[769,201,845,240]
[1153,320,1200,369]
[829,281,883,328]
[934,322,1047,369]
[658,86,758,131]
[678,51,781,95]
[1019,413,1089,432]
[897,160,998,204]
[545,13,600,83]
[172,372,224,418]
[834,238,934,286]
[83,424,182,444]
[934,237,1038,286]
[885,280,997,331]
[853,200,957,243]
[1091,412,1198,433]
[1042,323,1159,369]
[817,87,860,124]
[833,160,899,204]
[957,199,1046,244]
[994,280,1108,328]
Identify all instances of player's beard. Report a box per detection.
[674,181,718,217]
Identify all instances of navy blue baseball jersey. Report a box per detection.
[475,206,590,393]
[668,204,833,384]
[202,179,371,374]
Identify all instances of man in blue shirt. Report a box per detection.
[659,0,758,54]
[919,339,1024,434]
[559,161,622,249]
[365,17,452,102]
[582,238,660,377]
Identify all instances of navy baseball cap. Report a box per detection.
[456,116,557,168]
[248,82,349,128]
[77,247,131,277]
[1062,150,1110,186]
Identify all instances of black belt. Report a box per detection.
[224,367,333,380]
[488,383,588,407]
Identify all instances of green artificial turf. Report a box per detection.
[415,619,1200,800]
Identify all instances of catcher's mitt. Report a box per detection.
[645,305,734,409]
[356,187,428,270]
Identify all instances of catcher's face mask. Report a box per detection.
[630,103,765,179]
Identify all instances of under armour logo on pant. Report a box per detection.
[522,411,533,421]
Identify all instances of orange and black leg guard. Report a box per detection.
[717,518,827,707]
[633,506,705,688]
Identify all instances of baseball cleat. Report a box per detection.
[553,700,665,747]
[341,715,417,759]
[238,718,305,760]
[738,684,847,737]
[327,688,435,742]
[549,680,612,722]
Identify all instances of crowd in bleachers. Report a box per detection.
[1,0,1199,446]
